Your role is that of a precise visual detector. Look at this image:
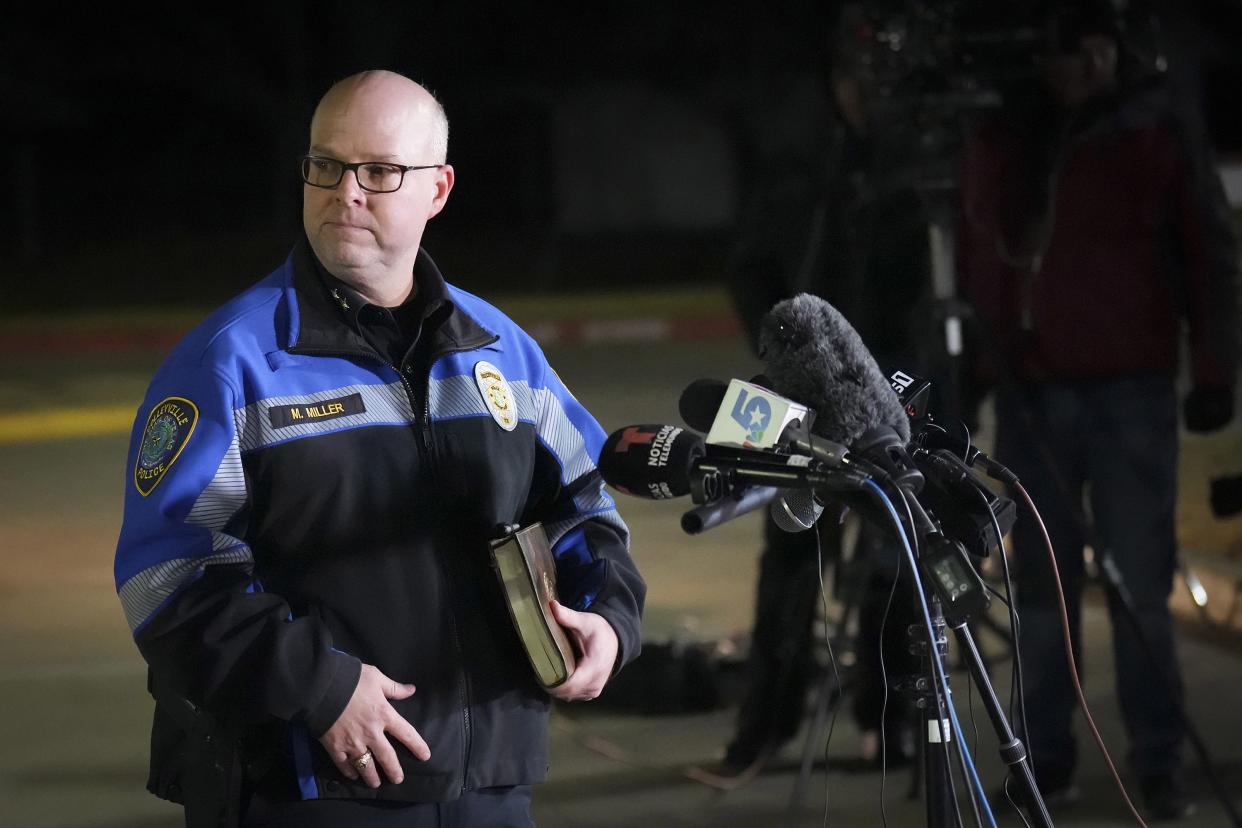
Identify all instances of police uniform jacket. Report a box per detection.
[114,240,645,805]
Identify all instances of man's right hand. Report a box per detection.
[318,663,430,788]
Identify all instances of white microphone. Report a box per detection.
[704,378,812,453]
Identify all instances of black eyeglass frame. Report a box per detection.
[300,155,443,193]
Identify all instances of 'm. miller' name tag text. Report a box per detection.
[268,393,365,429]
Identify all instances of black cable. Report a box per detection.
[814,520,844,828]
[896,481,921,562]
[955,420,975,465]
[981,488,1031,775]
[953,422,983,769]
[876,530,903,828]
[983,583,1012,607]
[968,673,981,766]
[1002,776,1037,828]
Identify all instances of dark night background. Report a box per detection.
[3,1,1241,312]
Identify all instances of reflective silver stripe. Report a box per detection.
[119,546,254,632]
[534,387,594,484]
[234,382,414,452]
[573,484,616,517]
[428,374,486,420]
[123,426,253,632]
[545,508,629,549]
[535,385,627,547]
[186,432,246,547]
[428,374,537,423]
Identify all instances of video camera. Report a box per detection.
[835,0,1166,196]
[834,1,1041,194]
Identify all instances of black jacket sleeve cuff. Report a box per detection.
[588,601,642,676]
[304,654,362,737]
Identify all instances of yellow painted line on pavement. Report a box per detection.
[0,404,135,444]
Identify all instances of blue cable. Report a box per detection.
[863,478,1000,828]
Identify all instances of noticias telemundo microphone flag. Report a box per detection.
[704,379,810,452]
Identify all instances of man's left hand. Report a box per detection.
[547,600,619,702]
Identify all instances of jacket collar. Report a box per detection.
[286,238,497,356]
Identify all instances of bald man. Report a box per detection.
[115,70,645,826]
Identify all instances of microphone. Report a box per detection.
[678,377,857,473]
[757,295,939,545]
[754,296,1019,559]
[679,484,828,535]
[598,424,704,499]
[758,294,911,447]
[679,378,729,433]
[752,299,1008,684]
[756,294,927,547]
[681,486,781,534]
[701,378,812,453]
[677,378,841,531]
[915,423,1019,486]
[599,423,870,534]
[888,369,1019,485]
[769,488,826,533]
[890,368,934,421]
[912,449,1018,558]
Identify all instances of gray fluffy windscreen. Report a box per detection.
[758,294,911,445]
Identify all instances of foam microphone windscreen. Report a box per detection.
[758,294,910,445]
[598,424,705,499]
[678,379,729,433]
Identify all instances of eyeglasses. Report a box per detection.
[300,155,442,193]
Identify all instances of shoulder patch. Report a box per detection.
[135,397,199,496]
[474,361,517,432]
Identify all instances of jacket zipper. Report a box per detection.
[372,353,474,787]
[415,340,496,792]
[293,337,495,792]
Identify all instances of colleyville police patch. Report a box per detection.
[474,361,517,432]
[134,397,199,496]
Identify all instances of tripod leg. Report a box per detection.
[1099,552,1242,827]
[952,624,1056,828]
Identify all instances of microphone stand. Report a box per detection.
[893,486,975,828]
[948,622,1054,827]
[902,491,1054,828]
[912,591,964,828]
[856,446,1054,828]
[681,440,1055,825]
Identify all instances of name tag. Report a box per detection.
[268,393,365,429]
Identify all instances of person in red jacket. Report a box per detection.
[958,2,1240,820]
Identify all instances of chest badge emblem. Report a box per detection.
[474,361,517,432]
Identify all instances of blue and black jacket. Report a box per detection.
[114,241,644,804]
